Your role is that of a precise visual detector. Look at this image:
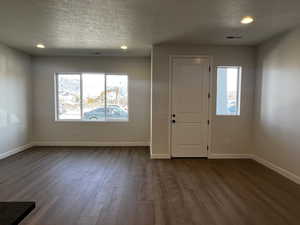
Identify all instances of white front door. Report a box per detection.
[171,56,210,157]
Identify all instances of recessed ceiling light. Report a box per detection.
[241,16,254,24]
[120,45,128,50]
[36,44,45,49]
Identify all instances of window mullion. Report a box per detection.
[80,73,83,120]
[237,68,241,115]
[55,74,59,120]
[104,74,107,121]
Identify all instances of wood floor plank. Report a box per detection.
[0,147,299,225]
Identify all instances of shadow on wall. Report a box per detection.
[254,27,300,177]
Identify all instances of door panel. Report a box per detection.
[171,57,209,157]
[172,123,207,157]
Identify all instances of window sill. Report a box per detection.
[54,120,129,123]
[215,115,240,117]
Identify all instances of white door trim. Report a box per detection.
[168,55,213,158]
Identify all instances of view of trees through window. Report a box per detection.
[56,73,128,121]
[216,66,241,116]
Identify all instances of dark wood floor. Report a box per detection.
[0,147,300,225]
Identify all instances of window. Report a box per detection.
[216,66,241,116]
[56,73,128,121]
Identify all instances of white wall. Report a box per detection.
[1,31,299,184]
[32,56,151,145]
[0,43,32,158]
[151,44,256,157]
[255,28,300,178]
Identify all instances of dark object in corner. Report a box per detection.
[226,35,242,39]
[0,202,35,225]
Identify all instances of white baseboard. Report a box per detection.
[209,153,253,159]
[0,141,149,160]
[0,143,33,160]
[151,154,171,159]
[252,155,300,185]
[151,153,252,159]
[32,141,150,147]
[209,153,300,184]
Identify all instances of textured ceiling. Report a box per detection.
[0,0,300,56]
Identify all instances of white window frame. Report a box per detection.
[216,66,242,116]
[54,72,129,122]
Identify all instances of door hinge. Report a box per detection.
[208,92,211,98]
[209,65,211,72]
[207,120,210,125]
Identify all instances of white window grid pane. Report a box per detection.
[56,74,81,120]
[82,73,105,121]
[106,75,128,121]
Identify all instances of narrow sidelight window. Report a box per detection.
[216,66,242,116]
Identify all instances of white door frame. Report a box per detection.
[168,55,213,158]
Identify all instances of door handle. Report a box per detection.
[172,119,176,123]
